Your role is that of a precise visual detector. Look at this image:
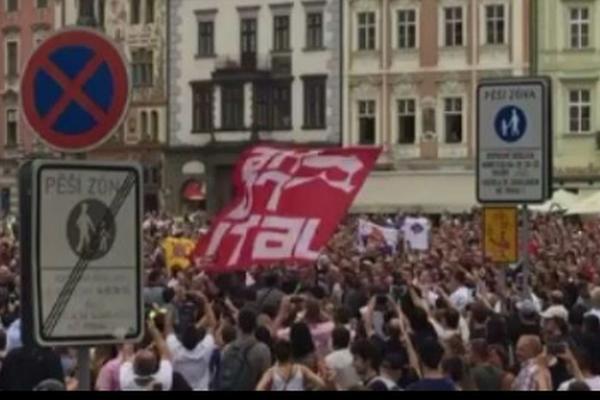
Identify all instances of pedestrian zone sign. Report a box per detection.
[477,78,552,204]
[20,160,143,347]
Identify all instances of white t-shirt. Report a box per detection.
[401,217,430,251]
[166,333,216,391]
[325,349,361,390]
[558,376,600,391]
[119,359,173,391]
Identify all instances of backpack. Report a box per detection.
[217,342,257,391]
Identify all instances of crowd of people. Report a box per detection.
[0,209,600,391]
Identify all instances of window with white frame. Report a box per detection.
[569,7,590,49]
[6,41,18,77]
[568,89,591,133]
[397,9,416,49]
[398,99,416,144]
[357,12,376,50]
[6,0,17,13]
[358,100,376,144]
[485,4,505,45]
[444,97,463,143]
[444,7,463,47]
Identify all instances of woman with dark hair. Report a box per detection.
[289,322,318,372]
[256,340,326,391]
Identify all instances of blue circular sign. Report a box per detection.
[494,105,527,143]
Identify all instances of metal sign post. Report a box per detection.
[477,78,552,300]
[19,28,134,391]
[77,347,91,391]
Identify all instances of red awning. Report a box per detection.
[183,181,205,201]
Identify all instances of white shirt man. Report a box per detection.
[166,332,216,391]
[120,359,173,391]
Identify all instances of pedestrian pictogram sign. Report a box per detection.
[21,29,130,153]
[483,207,519,264]
[477,78,552,203]
[19,160,143,347]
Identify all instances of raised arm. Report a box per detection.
[394,303,422,379]
[148,318,171,361]
[363,296,376,338]
[193,291,217,334]
[272,295,292,336]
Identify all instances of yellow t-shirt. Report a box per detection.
[162,237,195,270]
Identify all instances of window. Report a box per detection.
[303,76,326,129]
[6,0,17,12]
[397,9,416,49]
[241,18,257,68]
[6,42,18,77]
[192,83,212,133]
[569,7,590,49]
[0,188,10,215]
[131,0,141,24]
[358,100,376,145]
[444,7,463,47]
[272,81,292,129]
[306,12,323,49]
[6,110,17,147]
[221,83,244,130]
[198,21,214,57]
[358,12,376,50]
[254,83,270,129]
[444,98,463,143]
[485,5,505,45]
[131,50,153,87]
[569,89,591,133]
[145,0,154,23]
[273,15,290,52]
[36,0,47,8]
[141,111,148,137]
[398,99,416,144]
[253,81,292,130]
[151,111,159,140]
[78,0,95,25]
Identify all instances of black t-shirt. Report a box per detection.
[0,347,64,391]
[549,359,571,391]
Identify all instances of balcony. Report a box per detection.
[213,54,272,81]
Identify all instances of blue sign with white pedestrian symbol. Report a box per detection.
[494,105,527,143]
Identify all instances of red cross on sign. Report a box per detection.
[21,29,130,153]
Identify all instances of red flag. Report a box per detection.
[192,145,381,272]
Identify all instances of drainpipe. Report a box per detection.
[530,0,537,76]
[471,0,477,162]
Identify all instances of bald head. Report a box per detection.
[133,350,159,377]
[516,335,543,363]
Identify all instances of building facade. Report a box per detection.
[344,0,530,212]
[0,0,55,215]
[167,0,342,214]
[536,0,600,195]
[54,0,168,211]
